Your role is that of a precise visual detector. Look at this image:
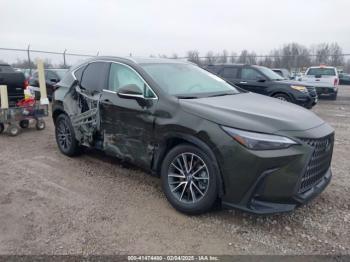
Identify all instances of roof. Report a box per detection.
[89,56,189,65]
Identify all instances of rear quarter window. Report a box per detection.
[307,68,336,76]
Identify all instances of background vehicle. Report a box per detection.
[339,73,350,85]
[0,63,27,107]
[52,57,333,215]
[300,66,339,100]
[14,68,31,80]
[29,68,68,99]
[272,68,293,79]
[204,64,318,109]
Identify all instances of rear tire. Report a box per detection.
[161,144,218,215]
[36,119,46,130]
[273,93,291,102]
[0,123,4,134]
[19,120,30,129]
[55,114,81,156]
[8,124,20,136]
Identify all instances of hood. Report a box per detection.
[276,79,313,87]
[180,93,324,134]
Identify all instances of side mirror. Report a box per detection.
[117,84,144,99]
[50,78,59,83]
[257,76,266,82]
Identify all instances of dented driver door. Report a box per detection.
[100,62,157,169]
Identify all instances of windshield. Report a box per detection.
[307,68,336,76]
[141,63,240,97]
[258,66,284,80]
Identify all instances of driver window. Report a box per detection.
[241,68,263,81]
[108,63,156,98]
[108,63,144,92]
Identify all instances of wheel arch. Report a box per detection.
[270,91,294,102]
[52,101,66,125]
[152,133,224,197]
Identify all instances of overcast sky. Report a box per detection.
[1,0,350,63]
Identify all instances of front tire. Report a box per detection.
[273,93,291,102]
[55,114,81,156]
[161,144,218,215]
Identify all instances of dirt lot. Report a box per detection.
[0,86,349,255]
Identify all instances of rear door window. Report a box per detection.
[241,68,264,80]
[81,62,110,93]
[221,67,238,78]
[307,68,336,76]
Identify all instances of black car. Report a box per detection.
[29,69,68,99]
[0,63,26,107]
[204,64,318,109]
[52,57,334,215]
[339,73,350,85]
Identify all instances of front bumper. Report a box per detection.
[222,168,332,214]
[214,123,334,215]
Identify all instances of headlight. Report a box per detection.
[290,85,307,93]
[222,126,298,150]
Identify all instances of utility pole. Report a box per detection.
[63,49,67,68]
[27,44,31,75]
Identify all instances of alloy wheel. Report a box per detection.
[168,152,210,204]
[56,118,72,151]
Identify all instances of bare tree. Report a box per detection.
[205,51,217,65]
[329,43,344,66]
[187,50,201,65]
[312,43,331,65]
[11,58,35,69]
[229,52,237,63]
[218,50,228,63]
[238,50,249,64]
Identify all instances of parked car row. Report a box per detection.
[28,69,69,99]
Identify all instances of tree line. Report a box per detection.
[3,42,350,73]
[156,42,350,72]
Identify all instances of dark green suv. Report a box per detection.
[52,57,334,215]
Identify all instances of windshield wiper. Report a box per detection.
[207,93,236,98]
[177,95,198,99]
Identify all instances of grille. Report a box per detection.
[298,134,334,193]
[306,86,317,98]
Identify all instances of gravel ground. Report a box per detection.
[0,86,349,255]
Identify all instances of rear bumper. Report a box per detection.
[315,86,338,95]
[222,168,332,215]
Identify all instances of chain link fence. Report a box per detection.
[1,46,350,75]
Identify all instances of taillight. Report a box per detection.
[334,78,338,86]
[24,79,29,89]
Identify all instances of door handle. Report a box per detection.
[239,81,248,84]
[102,99,113,104]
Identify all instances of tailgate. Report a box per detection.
[302,75,335,87]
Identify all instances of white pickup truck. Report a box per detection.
[300,66,339,100]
